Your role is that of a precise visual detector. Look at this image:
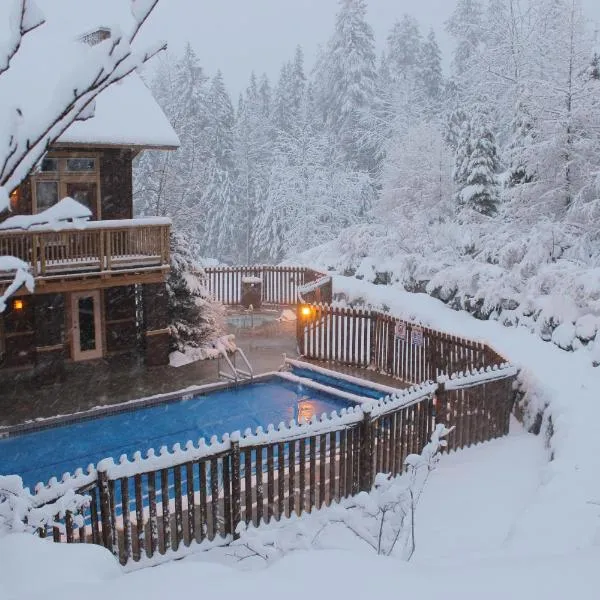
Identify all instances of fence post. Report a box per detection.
[359,407,374,492]
[98,467,116,555]
[434,381,449,451]
[369,313,376,367]
[386,318,395,375]
[231,438,242,539]
[296,304,306,356]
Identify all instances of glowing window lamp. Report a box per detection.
[9,187,20,210]
[13,299,24,311]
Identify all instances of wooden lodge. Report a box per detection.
[0,28,180,383]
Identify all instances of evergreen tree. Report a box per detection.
[206,70,235,172]
[234,72,274,263]
[313,0,377,172]
[446,0,484,79]
[168,231,224,353]
[386,14,422,84]
[455,111,501,216]
[418,29,443,114]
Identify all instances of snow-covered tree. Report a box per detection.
[379,122,454,224]
[386,15,422,85]
[167,231,224,353]
[313,0,377,172]
[418,29,444,115]
[455,111,501,217]
[446,0,484,82]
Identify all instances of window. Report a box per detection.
[36,181,59,211]
[31,153,100,218]
[40,158,58,172]
[66,158,95,172]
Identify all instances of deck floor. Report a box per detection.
[0,310,406,427]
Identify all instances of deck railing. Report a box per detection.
[204,266,327,306]
[0,219,171,280]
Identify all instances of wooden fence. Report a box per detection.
[204,266,326,306]
[30,301,515,566]
[33,365,514,565]
[297,304,505,384]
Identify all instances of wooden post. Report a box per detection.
[369,313,376,367]
[98,467,116,555]
[296,304,304,356]
[359,408,374,492]
[386,318,395,376]
[231,440,241,539]
[435,382,449,451]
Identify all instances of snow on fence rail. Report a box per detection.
[204,266,328,305]
[27,301,515,566]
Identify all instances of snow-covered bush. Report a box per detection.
[229,424,452,564]
[0,475,88,537]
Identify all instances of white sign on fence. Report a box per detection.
[395,321,406,340]
[412,325,424,347]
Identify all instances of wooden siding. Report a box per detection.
[100,149,133,220]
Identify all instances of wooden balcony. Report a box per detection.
[0,219,171,293]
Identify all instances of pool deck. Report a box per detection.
[0,310,407,428]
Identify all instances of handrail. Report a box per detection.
[217,347,254,384]
[217,348,239,383]
[233,347,253,378]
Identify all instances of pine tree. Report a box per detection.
[313,0,377,172]
[386,14,422,84]
[206,70,235,172]
[168,231,224,353]
[446,0,484,79]
[418,29,443,114]
[455,112,501,216]
[234,72,274,263]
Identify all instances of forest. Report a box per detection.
[135,0,600,329]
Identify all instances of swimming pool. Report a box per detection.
[0,377,356,491]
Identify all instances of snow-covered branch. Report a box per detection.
[0,0,166,210]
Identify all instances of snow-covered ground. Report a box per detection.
[332,275,600,553]
[3,422,599,600]
[2,275,599,599]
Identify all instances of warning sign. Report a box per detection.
[395,321,406,340]
[412,325,424,347]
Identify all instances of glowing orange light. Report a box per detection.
[300,306,312,318]
[13,299,24,311]
[9,188,20,210]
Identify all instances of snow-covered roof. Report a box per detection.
[57,74,180,149]
[0,0,179,152]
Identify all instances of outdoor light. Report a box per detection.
[13,299,24,311]
[300,305,312,318]
[9,187,19,210]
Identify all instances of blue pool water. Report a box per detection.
[0,378,354,491]
[290,366,389,400]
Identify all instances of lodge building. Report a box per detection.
[0,27,180,383]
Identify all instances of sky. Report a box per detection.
[141,0,600,99]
